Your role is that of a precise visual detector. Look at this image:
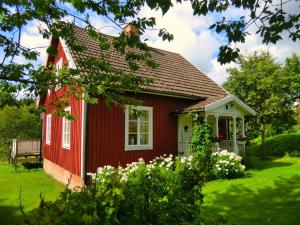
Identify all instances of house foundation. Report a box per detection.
[43,158,84,189]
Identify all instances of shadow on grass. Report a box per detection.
[22,162,43,170]
[244,157,295,171]
[0,198,23,225]
[249,160,294,171]
[202,176,300,225]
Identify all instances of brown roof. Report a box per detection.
[69,26,228,99]
[181,96,225,112]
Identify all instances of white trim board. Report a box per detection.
[205,95,256,116]
[80,93,87,179]
[59,38,77,69]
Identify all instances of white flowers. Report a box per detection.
[87,154,194,186]
[212,149,246,179]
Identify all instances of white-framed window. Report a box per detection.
[46,114,51,145]
[125,106,153,151]
[56,58,63,72]
[62,107,71,149]
[55,58,63,91]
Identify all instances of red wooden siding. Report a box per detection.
[42,39,82,177]
[86,94,195,172]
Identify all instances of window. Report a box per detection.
[46,114,51,145]
[56,58,63,72]
[125,106,153,151]
[62,107,71,149]
[55,58,63,91]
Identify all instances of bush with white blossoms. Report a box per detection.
[89,154,193,187]
[211,150,246,179]
[82,154,204,225]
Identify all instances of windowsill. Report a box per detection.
[46,143,50,145]
[125,145,153,151]
[62,145,70,150]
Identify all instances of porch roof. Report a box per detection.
[178,94,256,116]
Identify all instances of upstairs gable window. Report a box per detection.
[56,58,63,72]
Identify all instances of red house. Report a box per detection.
[39,25,255,188]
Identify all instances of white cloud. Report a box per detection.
[139,2,223,74]
[19,21,49,65]
[89,16,121,36]
[138,1,300,85]
[208,59,237,84]
[15,1,300,85]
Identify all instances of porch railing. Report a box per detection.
[219,140,234,152]
[178,141,193,156]
[179,140,246,155]
[218,140,246,153]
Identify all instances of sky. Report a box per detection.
[14,1,300,85]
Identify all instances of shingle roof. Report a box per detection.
[182,96,226,112]
[68,26,228,99]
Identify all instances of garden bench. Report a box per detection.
[10,139,41,169]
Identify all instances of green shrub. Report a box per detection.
[0,103,40,159]
[211,150,246,179]
[247,132,300,157]
[27,155,205,225]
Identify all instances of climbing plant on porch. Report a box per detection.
[190,115,214,181]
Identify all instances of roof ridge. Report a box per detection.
[62,24,229,99]
[73,25,181,56]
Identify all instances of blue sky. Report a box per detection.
[8,1,300,85]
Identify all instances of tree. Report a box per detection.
[297,104,300,128]
[224,51,298,156]
[0,100,40,158]
[0,0,299,110]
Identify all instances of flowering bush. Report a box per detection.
[28,154,206,225]
[211,150,246,179]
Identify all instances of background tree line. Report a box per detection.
[0,99,40,159]
[224,51,300,155]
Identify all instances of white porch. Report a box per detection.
[178,95,256,156]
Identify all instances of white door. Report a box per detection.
[178,115,193,156]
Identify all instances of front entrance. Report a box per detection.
[178,115,193,156]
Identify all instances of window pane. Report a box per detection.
[140,133,149,145]
[63,131,66,145]
[140,122,149,133]
[128,134,137,145]
[129,113,138,120]
[139,110,149,121]
[129,121,138,132]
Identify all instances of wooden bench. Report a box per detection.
[10,139,41,169]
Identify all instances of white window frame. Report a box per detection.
[55,58,63,91]
[56,58,63,72]
[46,114,51,145]
[125,106,153,151]
[62,107,71,149]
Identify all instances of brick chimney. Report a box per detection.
[123,23,140,37]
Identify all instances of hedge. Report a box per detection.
[247,132,300,157]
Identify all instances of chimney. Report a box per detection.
[123,23,140,37]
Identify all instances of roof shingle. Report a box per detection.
[69,26,228,99]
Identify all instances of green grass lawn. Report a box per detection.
[202,156,300,225]
[0,160,64,225]
[0,157,299,225]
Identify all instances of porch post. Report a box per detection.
[204,114,208,123]
[241,116,245,137]
[232,116,238,154]
[215,114,219,137]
